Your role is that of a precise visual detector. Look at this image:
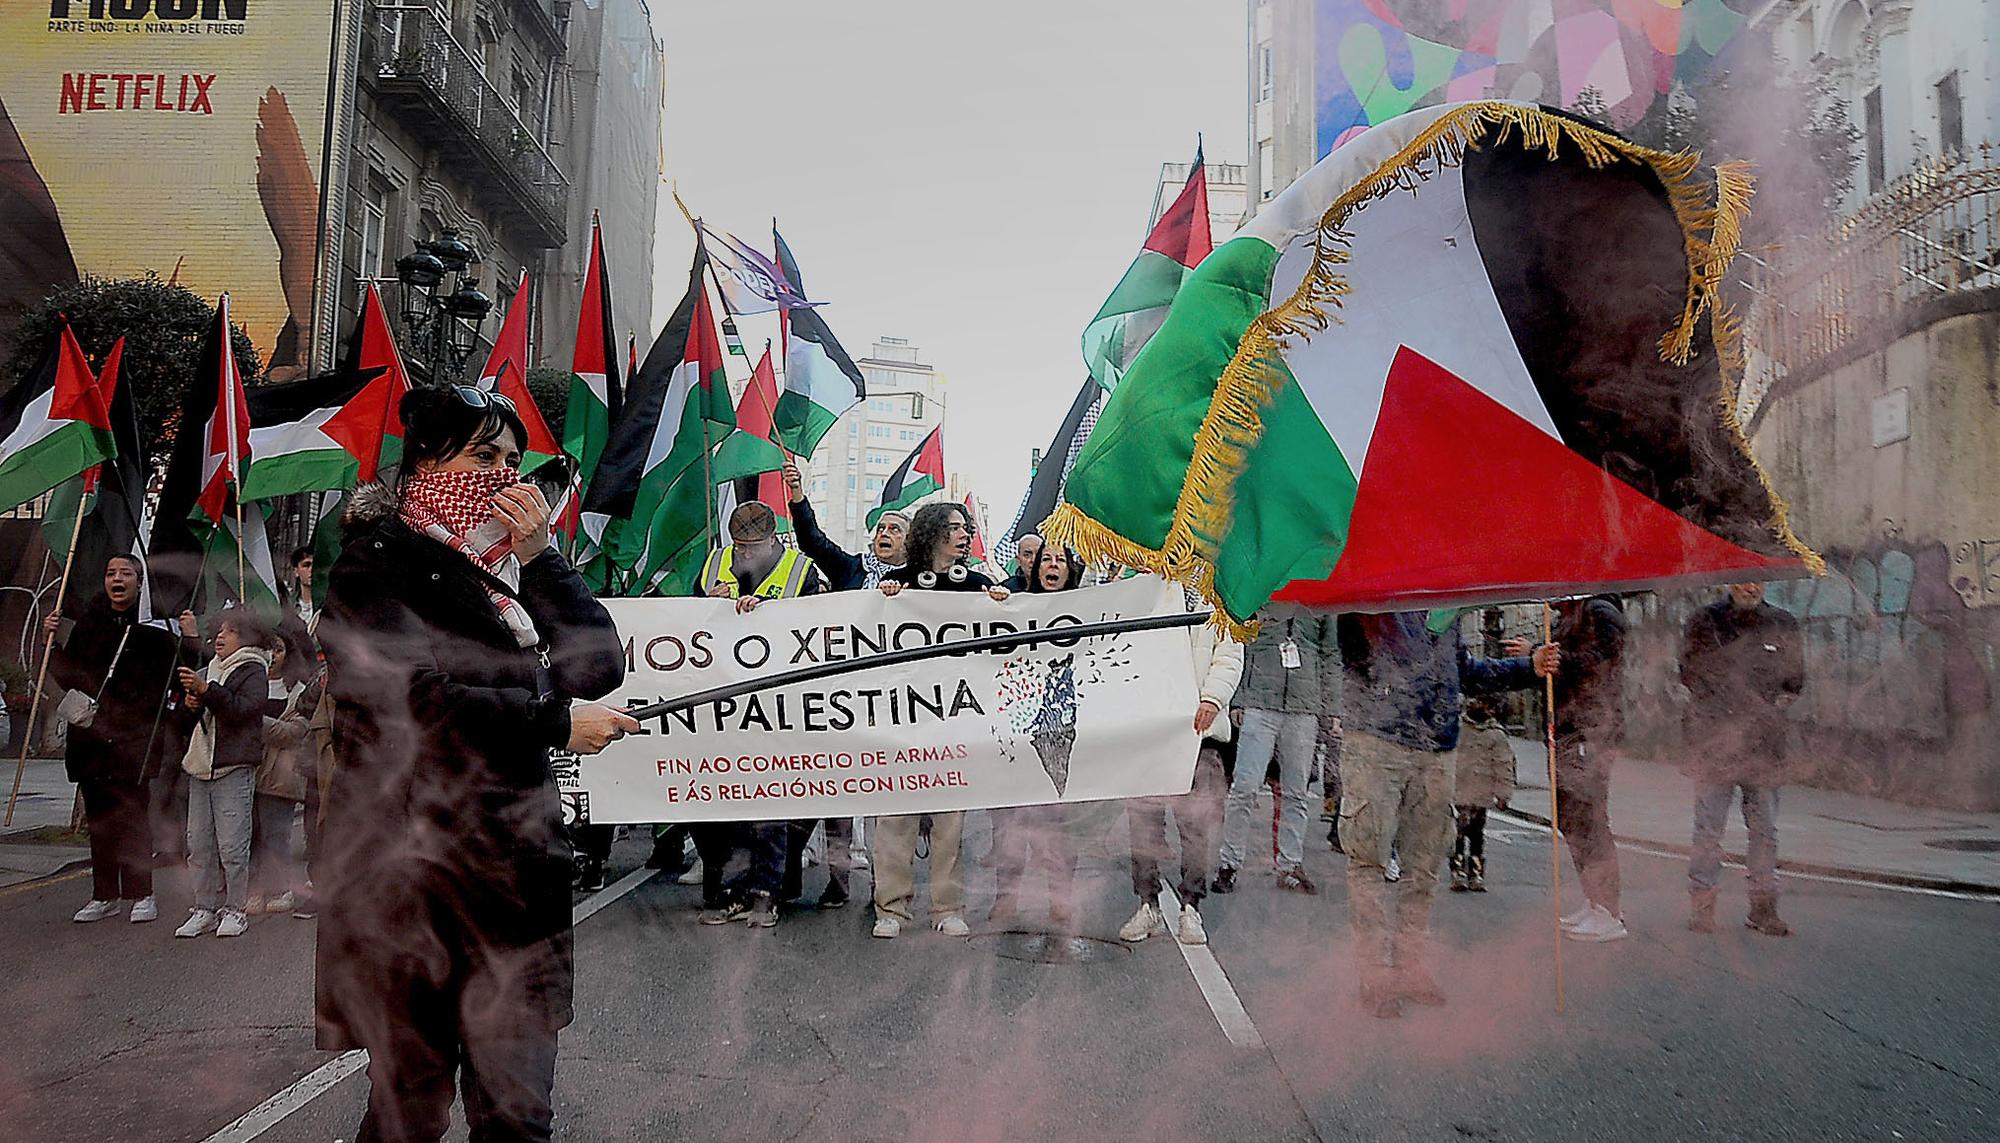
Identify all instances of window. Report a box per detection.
[1864,87,1885,193]
[1258,44,1273,102]
[1258,142,1274,201]
[847,474,857,491]
[868,424,892,440]
[359,178,388,282]
[1938,71,1964,157]
[865,478,884,493]
[848,421,859,439]
[899,428,917,442]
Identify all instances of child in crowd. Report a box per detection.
[249,625,314,916]
[173,607,273,938]
[1450,697,1515,893]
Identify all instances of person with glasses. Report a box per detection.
[315,385,636,1142]
[871,501,1009,939]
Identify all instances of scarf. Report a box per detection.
[182,645,273,779]
[399,468,540,648]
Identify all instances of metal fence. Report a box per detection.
[364,4,570,231]
[1743,146,2000,412]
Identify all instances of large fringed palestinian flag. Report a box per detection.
[1047,101,1820,637]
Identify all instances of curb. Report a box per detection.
[1493,807,2000,899]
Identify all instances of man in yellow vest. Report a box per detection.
[690,503,825,930]
[700,502,827,608]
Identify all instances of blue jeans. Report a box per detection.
[1221,709,1316,869]
[1689,782,1781,895]
[187,766,255,913]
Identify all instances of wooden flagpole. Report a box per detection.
[233,497,246,607]
[4,506,90,827]
[1544,601,1565,1013]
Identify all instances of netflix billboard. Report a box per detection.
[0,1,337,379]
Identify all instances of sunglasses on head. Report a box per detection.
[451,384,517,414]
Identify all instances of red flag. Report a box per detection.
[477,270,561,468]
[732,345,791,528]
[195,294,252,524]
[321,283,410,482]
[80,337,124,495]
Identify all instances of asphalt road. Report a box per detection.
[1,806,1994,1142]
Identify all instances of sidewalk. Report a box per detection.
[0,757,88,891]
[1504,737,2000,893]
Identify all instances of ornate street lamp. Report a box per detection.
[393,227,491,383]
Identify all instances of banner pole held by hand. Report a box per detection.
[1544,600,1565,1014]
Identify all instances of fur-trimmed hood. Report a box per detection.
[341,480,399,529]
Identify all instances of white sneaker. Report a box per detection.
[1384,853,1402,882]
[72,899,121,923]
[175,908,219,938]
[128,896,159,923]
[871,916,901,939]
[676,860,704,886]
[1559,904,1593,931]
[1176,907,1208,946]
[1565,903,1630,943]
[266,891,296,914]
[215,909,250,938]
[1119,902,1163,943]
[933,914,971,938]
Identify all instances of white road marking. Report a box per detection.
[201,868,661,1143]
[1490,810,2000,904]
[1156,886,1267,1049]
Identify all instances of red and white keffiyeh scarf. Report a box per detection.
[399,467,540,647]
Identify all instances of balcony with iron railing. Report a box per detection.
[361,3,570,248]
[1741,145,2000,423]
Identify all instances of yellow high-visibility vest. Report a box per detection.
[698,545,816,599]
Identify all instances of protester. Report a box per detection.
[1448,698,1513,893]
[1515,595,1630,940]
[1120,602,1242,945]
[248,624,313,916]
[316,386,633,1142]
[1216,614,1338,895]
[1336,612,1556,1018]
[1001,532,1044,593]
[692,501,826,927]
[988,545,1086,933]
[873,500,1008,939]
[784,460,907,590]
[45,554,180,925]
[173,606,274,939]
[1680,582,1805,938]
[284,547,318,631]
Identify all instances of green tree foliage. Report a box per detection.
[524,365,573,443]
[3,274,264,458]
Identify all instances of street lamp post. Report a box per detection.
[393,227,493,384]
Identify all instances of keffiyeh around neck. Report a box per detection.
[399,467,540,648]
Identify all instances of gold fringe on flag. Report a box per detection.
[1087,100,1825,629]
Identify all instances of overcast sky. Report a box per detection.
[648,0,1246,522]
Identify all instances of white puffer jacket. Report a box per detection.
[1192,624,1245,743]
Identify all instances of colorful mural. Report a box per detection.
[1314,0,1753,156]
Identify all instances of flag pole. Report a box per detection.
[1544,600,1565,1014]
[4,505,90,827]
[233,497,246,604]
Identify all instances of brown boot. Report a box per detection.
[1745,892,1792,937]
[1688,889,1717,934]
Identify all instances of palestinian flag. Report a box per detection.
[567,217,623,496]
[995,375,1101,574]
[0,317,115,514]
[963,494,988,567]
[1080,140,1212,392]
[715,344,791,532]
[772,226,864,457]
[477,271,562,472]
[240,286,409,500]
[868,426,943,528]
[1049,102,1818,634]
[199,501,284,623]
[193,294,252,527]
[584,248,737,594]
[44,338,154,621]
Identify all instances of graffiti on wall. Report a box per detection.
[1951,538,2000,607]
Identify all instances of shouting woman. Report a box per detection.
[316,386,636,1142]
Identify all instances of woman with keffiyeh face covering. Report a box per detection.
[315,386,635,1143]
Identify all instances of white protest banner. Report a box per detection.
[564,576,1200,823]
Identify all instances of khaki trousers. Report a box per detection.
[1341,732,1456,990]
[871,811,965,923]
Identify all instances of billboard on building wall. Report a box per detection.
[1312,0,1753,158]
[0,0,337,381]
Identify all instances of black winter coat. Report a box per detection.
[47,598,184,785]
[1679,599,1804,786]
[179,657,270,776]
[314,503,624,1051]
[1550,597,1626,746]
